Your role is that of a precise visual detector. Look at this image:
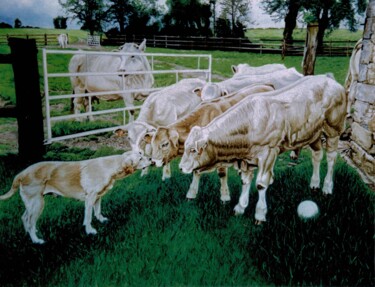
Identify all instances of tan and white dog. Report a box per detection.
[0,151,151,244]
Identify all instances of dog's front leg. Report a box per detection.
[94,198,108,223]
[83,194,97,235]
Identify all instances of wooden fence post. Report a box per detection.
[302,22,319,75]
[8,38,45,163]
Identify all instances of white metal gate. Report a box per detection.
[42,49,212,144]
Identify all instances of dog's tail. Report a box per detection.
[0,174,21,200]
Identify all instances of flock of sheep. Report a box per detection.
[117,63,346,226]
[0,39,349,243]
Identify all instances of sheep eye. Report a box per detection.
[190,148,196,154]
[162,142,169,148]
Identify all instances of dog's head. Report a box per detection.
[122,151,151,172]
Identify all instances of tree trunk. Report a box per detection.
[317,8,329,50]
[283,1,301,44]
[302,23,319,75]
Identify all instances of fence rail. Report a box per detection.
[102,34,357,56]
[0,33,63,46]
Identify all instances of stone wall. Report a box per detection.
[345,1,375,185]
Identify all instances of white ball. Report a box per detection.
[297,200,319,219]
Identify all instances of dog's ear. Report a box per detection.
[114,128,128,137]
[193,87,202,97]
[124,166,135,174]
[143,133,153,144]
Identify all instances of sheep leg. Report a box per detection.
[322,136,339,195]
[254,148,278,223]
[217,166,230,203]
[234,168,254,215]
[309,138,323,190]
[186,171,201,200]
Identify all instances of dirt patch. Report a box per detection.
[61,134,131,151]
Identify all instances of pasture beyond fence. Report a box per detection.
[43,49,212,144]
[103,35,357,56]
[0,33,62,46]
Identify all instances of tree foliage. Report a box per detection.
[58,0,253,37]
[53,16,68,29]
[14,18,22,28]
[162,0,212,36]
[58,0,108,35]
[126,0,164,34]
[218,0,250,36]
[262,0,368,45]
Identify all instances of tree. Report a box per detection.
[53,16,68,29]
[106,0,133,34]
[218,0,250,36]
[14,18,22,28]
[58,0,108,35]
[303,0,367,48]
[262,0,367,47]
[126,0,164,34]
[0,22,12,28]
[162,0,212,36]
[262,0,302,44]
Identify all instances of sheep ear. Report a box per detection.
[196,139,207,155]
[139,39,147,51]
[231,65,238,74]
[143,133,153,144]
[169,129,179,146]
[193,87,202,97]
[146,128,156,133]
[114,128,127,137]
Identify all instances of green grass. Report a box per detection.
[246,27,363,42]
[0,147,373,286]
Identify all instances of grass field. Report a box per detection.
[245,27,363,42]
[0,146,373,286]
[0,28,373,286]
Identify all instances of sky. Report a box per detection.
[0,0,284,30]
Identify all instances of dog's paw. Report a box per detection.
[99,217,108,223]
[97,215,108,223]
[32,238,45,244]
[85,227,97,235]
